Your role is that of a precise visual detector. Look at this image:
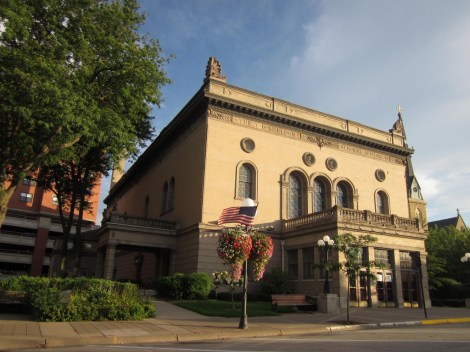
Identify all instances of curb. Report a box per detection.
[327,317,470,332]
[1,318,470,350]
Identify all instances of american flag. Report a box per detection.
[217,206,257,226]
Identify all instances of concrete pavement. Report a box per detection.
[1,301,470,350]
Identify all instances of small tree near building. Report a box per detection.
[335,233,378,324]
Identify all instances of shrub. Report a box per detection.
[430,278,470,300]
[182,273,212,300]
[0,276,154,322]
[259,267,288,295]
[152,274,185,300]
[152,272,212,300]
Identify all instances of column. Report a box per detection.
[103,244,117,280]
[307,185,314,214]
[392,249,404,308]
[95,248,104,278]
[367,247,377,307]
[30,217,51,276]
[419,253,432,308]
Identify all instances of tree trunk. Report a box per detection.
[0,183,17,228]
[72,191,86,277]
[59,188,78,278]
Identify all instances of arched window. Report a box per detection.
[336,182,350,208]
[168,177,175,210]
[144,196,150,218]
[288,173,303,219]
[314,178,327,212]
[238,163,254,199]
[162,182,168,213]
[376,191,388,214]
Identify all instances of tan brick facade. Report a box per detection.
[97,57,430,308]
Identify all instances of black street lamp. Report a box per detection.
[318,235,334,294]
[461,253,470,282]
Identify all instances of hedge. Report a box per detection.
[152,272,212,300]
[0,276,155,322]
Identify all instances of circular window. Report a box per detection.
[325,158,338,171]
[240,138,255,153]
[303,152,315,166]
[375,169,386,182]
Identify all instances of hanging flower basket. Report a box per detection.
[217,228,252,280]
[250,232,274,281]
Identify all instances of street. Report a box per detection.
[9,323,470,352]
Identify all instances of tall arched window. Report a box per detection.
[162,182,168,212]
[144,196,150,218]
[288,173,303,219]
[162,178,175,213]
[168,177,175,210]
[376,191,388,214]
[336,182,350,208]
[238,163,253,199]
[314,178,327,212]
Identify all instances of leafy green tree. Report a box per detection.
[335,233,378,323]
[212,271,242,309]
[35,145,108,277]
[426,226,470,293]
[0,0,170,226]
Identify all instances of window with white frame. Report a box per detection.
[20,192,33,203]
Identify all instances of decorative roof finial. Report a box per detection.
[204,57,226,83]
[457,208,460,216]
[390,105,404,134]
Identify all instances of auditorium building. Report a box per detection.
[97,57,430,308]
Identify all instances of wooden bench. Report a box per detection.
[271,294,312,310]
[0,291,28,313]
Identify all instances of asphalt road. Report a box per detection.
[9,324,470,352]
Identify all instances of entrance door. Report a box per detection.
[376,271,394,307]
[349,271,369,307]
[402,270,419,307]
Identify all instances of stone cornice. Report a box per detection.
[208,107,407,166]
[205,80,411,157]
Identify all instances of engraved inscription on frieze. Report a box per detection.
[208,108,405,165]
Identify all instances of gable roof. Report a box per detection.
[428,213,467,230]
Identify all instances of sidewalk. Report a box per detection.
[1,301,470,350]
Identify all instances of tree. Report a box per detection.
[426,226,470,297]
[335,233,378,324]
[212,271,242,309]
[0,0,171,226]
[35,145,109,277]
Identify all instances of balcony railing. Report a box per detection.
[104,211,178,230]
[283,206,421,232]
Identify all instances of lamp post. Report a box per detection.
[318,235,334,294]
[461,253,470,281]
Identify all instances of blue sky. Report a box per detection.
[99,0,470,225]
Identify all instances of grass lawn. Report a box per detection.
[173,300,290,317]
